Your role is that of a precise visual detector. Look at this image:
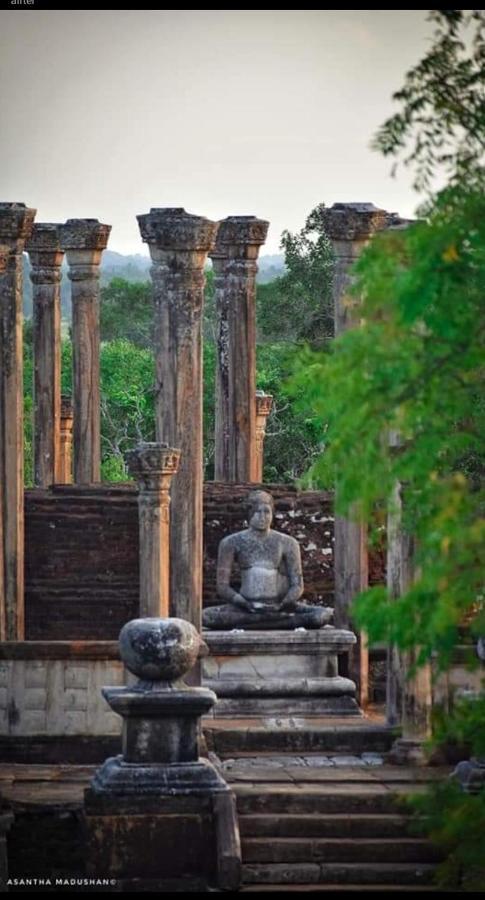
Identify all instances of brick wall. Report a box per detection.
[25,483,385,641]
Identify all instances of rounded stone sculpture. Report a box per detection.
[119,617,200,682]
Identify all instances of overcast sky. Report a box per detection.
[1,10,433,254]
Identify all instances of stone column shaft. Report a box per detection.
[126,442,181,618]
[58,395,73,484]
[60,219,111,484]
[254,391,273,483]
[211,216,269,483]
[0,244,9,643]
[387,476,432,762]
[323,203,392,705]
[137,208,217,630]
[0,203,36,640]
[26,224,64,487]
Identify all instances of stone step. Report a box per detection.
[235,785,414,815]
[239,813,415,839]
[241,862,437,886]
[205,722,394,756]
[240,883,439,892]
[241,837,441,864]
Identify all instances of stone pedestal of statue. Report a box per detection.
[84,617,240,891]
[202,627,359,717]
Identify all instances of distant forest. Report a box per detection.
[22,250,285,319]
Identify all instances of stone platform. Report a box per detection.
[202,628,359,717]
[0,753,449,891]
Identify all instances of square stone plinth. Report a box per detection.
[85,790,217,889]
[202,629,360,717]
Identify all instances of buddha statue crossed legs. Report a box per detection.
[202,490,332,631]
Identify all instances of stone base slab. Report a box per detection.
[85,788,219,885]
[202,629,359,718]
[90,754,228,796]
[208,695,360,717]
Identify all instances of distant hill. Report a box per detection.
[22,251,284,319]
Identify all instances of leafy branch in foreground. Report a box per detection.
[373,9,485,192]
[290,186,485,668]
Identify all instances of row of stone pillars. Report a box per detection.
[28,212,272,495]
[0,204,272,640]
[0,200,432,757]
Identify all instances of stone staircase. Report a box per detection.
[236,780,441,890]
[210,717,447,892]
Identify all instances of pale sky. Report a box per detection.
[1,10,433,254]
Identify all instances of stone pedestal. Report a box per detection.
[85,616,238,891]
[202,628,359,717]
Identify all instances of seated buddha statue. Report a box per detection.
[202,489,333,631]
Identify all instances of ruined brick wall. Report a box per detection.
[25,483,385,641]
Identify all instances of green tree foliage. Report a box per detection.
[99,340,155,480]
[292,185,485,667]
[257,204,334,346]
[100,278,153,349]
[373,10,485,192]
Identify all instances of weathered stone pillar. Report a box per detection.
[254,391,273,483]
[387,478,432,764]
[0,244,9,644]
[211,216,269,483]
[0,203,36,641]
[322,203,391,705]
[58,395,74,484]
[60,219,111,484]
[126,442,181,618]
[26,224,64,487]
[137,209,217,629]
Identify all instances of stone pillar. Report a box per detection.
[254,391,273,483]
[26,224,64,487]
[0,244,9,645]
[322,203,391,705]
[211,216,269,483]
[126,442,181,618]
[60,219,111,484]
[387,478,432,764]
[0,203,36,641]
[137,208,217,629]
[58,395,74,484]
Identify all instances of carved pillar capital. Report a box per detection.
[26,223,64,283]
[0,202,36,256]
[322,202,398,336]
[126,442,181,496]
